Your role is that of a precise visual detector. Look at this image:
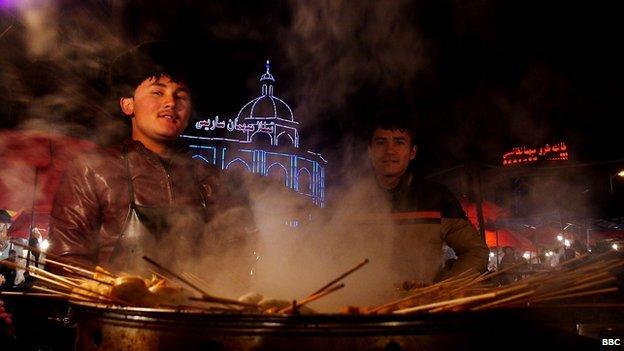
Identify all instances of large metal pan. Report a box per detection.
[71,301,608,351]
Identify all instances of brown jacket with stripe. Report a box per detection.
[362,171,489,283]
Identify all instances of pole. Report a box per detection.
[471,164,486,242]
[610,175,614,195]
[495,228,500,267]
[26,167,39,268]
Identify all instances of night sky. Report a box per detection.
[1,0,623,176]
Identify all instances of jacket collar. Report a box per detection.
[122,138,191,158]
[384,170,413,195]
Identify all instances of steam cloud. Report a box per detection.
[0,0,606,312]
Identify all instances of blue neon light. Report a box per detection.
[183,60,326,207]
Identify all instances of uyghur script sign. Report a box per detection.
[195,116,275,134]
[502,142,569,166]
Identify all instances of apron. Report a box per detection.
[109,146,207,273]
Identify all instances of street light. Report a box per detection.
[609,170,624,195]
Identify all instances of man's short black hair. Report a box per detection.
[367,116,417,146]
[8,249,16,255]
[109,41,190,99]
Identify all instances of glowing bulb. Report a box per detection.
[522,252,531,260]
[618,171,624,177]
[489,252,495,258]
[556,235,564,242]
[613,243,619,251]
[564,239,571,247]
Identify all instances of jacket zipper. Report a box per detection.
[164,163,173,204]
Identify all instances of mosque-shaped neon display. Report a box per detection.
[182,61,327,207]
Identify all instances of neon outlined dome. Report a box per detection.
[237,60,297,123]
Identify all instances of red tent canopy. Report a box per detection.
[485,228,536,251]
[6,210,50,240]
[460,198,510,224]
[461,199,536,251]
[0,129,97,212]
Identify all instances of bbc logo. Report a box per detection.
[602,338,621,346]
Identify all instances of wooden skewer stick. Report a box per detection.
[10,240,116,277]
[532,276,616,300]
[427,284,525,313]
[470,290,535,311]
[150,270,178,286]
[31,285,98,303]
[41,256,115,280]
[477,261,527,283]
[393,292,497,314]
[279,283,346,314]
[367,269,478,314]
[0,291,66,299]
[27,271,128,305]
[17,256,113,286]
[181,272,211,292]
[155,303,238,313]
[530,287,619,303]
[142,256,257,308]
[142,256,208,295]
[188,296,258,309]
[309,258,369,297]
[30,266,81,287]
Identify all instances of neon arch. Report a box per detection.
[226,158,251,172]
[267,162,289,186]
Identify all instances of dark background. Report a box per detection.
[1,0,623,216]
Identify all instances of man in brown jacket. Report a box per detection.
[367,118,489,284]
[48,43,254,274]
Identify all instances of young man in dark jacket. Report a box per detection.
[48,43,255,275]
[366,118,489,284]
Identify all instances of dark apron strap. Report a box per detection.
[123,144,136,206]
[109,145,136,263]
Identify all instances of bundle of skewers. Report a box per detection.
[0,242,368,314]
[0,242,265,312]
[355,251,623,315]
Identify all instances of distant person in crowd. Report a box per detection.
[28,228,43,267]
[499,246,519,284]
[14,271,35,291]
[0,250,17,290]
[572,240,589,258]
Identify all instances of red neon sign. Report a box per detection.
[502,142,569,166]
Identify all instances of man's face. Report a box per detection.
[368,128,417,178]
[120,75,191,149]
[8,251,16,261]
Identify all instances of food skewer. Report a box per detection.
[308,258,369,297]
[31,285,99,303]
[17,255,113,286]
[278,283,346,314]
[142,256,258,308]
[0,291,67,299]
[10,240,117,278]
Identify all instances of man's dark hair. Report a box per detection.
[109,41,190,99]
[367,116,417,146]
[8,249,16,255]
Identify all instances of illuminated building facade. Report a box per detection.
[181,61,327,207]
